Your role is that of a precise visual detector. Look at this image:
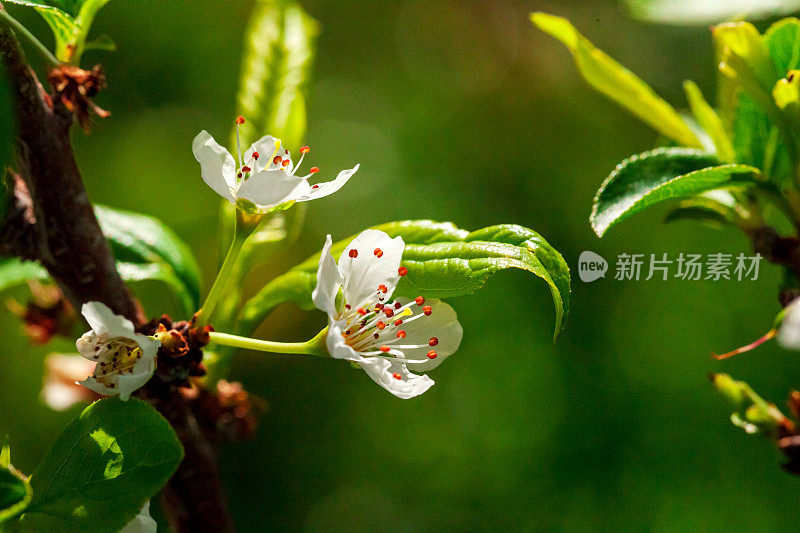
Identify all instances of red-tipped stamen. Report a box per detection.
[349,249,358,258]
[300,146,310,154]
[429,337,438,346]
[310,166,320,173]
[398,267,408,276]
[252,151,260,159]
[423,306,432,316]
[378,284,388,293]
[377,321,386,330]
[712,329,777,360]
[415,296,425,306]
[273,155,282,165]
[236,116,245,124]
[427,350,437,359]
[380,346,391,353]
[242,165,251,173]
[397,330,406,338]
[392,373,402,380]
[374,248,383,258]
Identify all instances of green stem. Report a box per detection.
[196,212,257,326]
[208,327,328,357]
[0,8,58,67]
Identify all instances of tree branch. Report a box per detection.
[0,27,235,532]
[0,27,140,321]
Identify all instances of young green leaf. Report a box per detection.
[12,398,183,532]
[4,0,113,64]
[683,80,736,162]
[234,0,317,150]
[95,204,201,308]
[531,12,702,148]
[714,22,777,89]
[591,147,760,237]
[239,221,570,339]
[764,17,800,75]
[116,262,195,317]
[0,466,32,527]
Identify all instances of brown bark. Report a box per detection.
[0,27,234,532]
[0,27,140,322]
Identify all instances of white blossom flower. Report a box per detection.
[312,230,463,399]
[120,501,157,533]
[75,302,160,401]
[192,117,358,214]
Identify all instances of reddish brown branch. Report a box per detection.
[0,27,140,321]
[0,27,234,532]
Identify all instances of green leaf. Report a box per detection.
[0,437,9,469]
[116,262,194,318]
[13,398,183,532]
[722,19,799,183]
[714,22,777,89]
[530,12,701,148]
[95,204,201,310]
[5,0,113,64]
[663,190,747,229]
[235,0,318,150]
[5,1,79,61]
[624,0,800,25]
[0,466,31,527]
[0,257,48,293]
[240,221,570,339]
[591,147,760,237]
[683,80,736,162]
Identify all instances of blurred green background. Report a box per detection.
[1,0,799,530]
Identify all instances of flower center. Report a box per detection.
[336,252,439,365]
[91,336,142,387]
[233,117,320,184]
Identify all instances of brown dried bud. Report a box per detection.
[46,64,109,132]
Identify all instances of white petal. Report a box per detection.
[325,320,362,361]
[120,501,157,533]
[779,299,800,349]
[236,169,310,212]
[294,164,359,202]
[394,299,462,371]
[80,302,135,340]
[76,331,100,360]
[338,230,404,308]
[192,130,237,204]
[325,321,433,399]
[358,357,434,399]
[78,376,118,397]
[312,235,344,316]
[245,135,280,173]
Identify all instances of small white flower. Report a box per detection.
[76,302,160,401]
[120,501,157,533]
[312,230,463,399]
[192,117,358,214]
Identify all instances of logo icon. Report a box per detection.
[578,251,608,282]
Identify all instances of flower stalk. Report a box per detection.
[196,210,261,327]
[208,328,328,357]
